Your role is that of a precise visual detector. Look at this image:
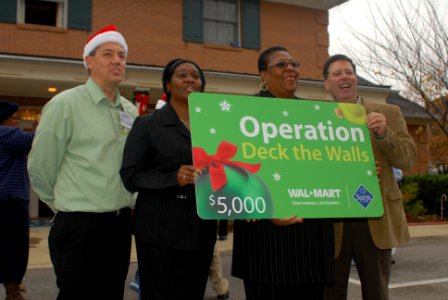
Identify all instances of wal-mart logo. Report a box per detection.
[353,185,374,208]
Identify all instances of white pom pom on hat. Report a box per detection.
[83,24,128,69]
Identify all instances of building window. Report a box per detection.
[17,0,67,28]
[203,0,240,47]
[183,0,260,49]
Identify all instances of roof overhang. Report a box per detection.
[265,0,348,10]
[0,53,263,101]
[0,53,392,105]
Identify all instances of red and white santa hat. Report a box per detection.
[155,93,167,110]
[83,24,128,69]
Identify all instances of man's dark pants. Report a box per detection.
[49,208,132,300]
[325,219,391,300]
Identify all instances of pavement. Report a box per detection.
[2,221,443,300]
[27,221,448,269]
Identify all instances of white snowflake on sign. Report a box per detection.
[314,105,321,110]
[195,106,202,113]
[219,100,232,112]
[367,170,372,176]
[282,111,288,117]
[273,172,281,181]
[210,128,216,134]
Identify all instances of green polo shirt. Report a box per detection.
[28,78,138,212]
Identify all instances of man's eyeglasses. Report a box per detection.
[266,61,301,70]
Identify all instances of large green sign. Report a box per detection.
[189,93,383,219]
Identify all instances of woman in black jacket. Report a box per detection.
[120,58,217,300]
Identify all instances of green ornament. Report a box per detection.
[196,165,274,219]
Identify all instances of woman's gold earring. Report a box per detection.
[260,81,268,91]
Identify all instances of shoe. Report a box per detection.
[217,291,229,299]
[129,281,140,293]
[218,234,227,241]
[391,247,396,264]
[4,283,26,300]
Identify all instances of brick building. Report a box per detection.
[0,0,344,102]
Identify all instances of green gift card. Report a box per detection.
[189,93,384,219]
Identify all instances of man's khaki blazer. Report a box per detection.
[334,100,418,257]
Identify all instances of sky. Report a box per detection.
[328,0,448,85]
[328,0,391,54]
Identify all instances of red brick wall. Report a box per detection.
[0,0,329,79]
[259,2,329,79]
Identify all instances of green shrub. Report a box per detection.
[401,181,426,218]
[401,174,448,217]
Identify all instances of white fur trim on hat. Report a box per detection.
[155,93,167,110]
[155,99,167,110]
[83,25,128,69]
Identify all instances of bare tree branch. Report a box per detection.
[338,0,448,136]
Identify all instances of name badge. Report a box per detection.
[119,111,135,130]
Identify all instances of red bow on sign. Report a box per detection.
[135,93,150,116]
[193,141,261,192]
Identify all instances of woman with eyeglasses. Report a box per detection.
[231,46,335,300]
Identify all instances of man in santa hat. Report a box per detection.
[28,25,138,300]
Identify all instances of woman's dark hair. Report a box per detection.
[322,54,357,79]
[161,58,206,101]
[257,46,289,73]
